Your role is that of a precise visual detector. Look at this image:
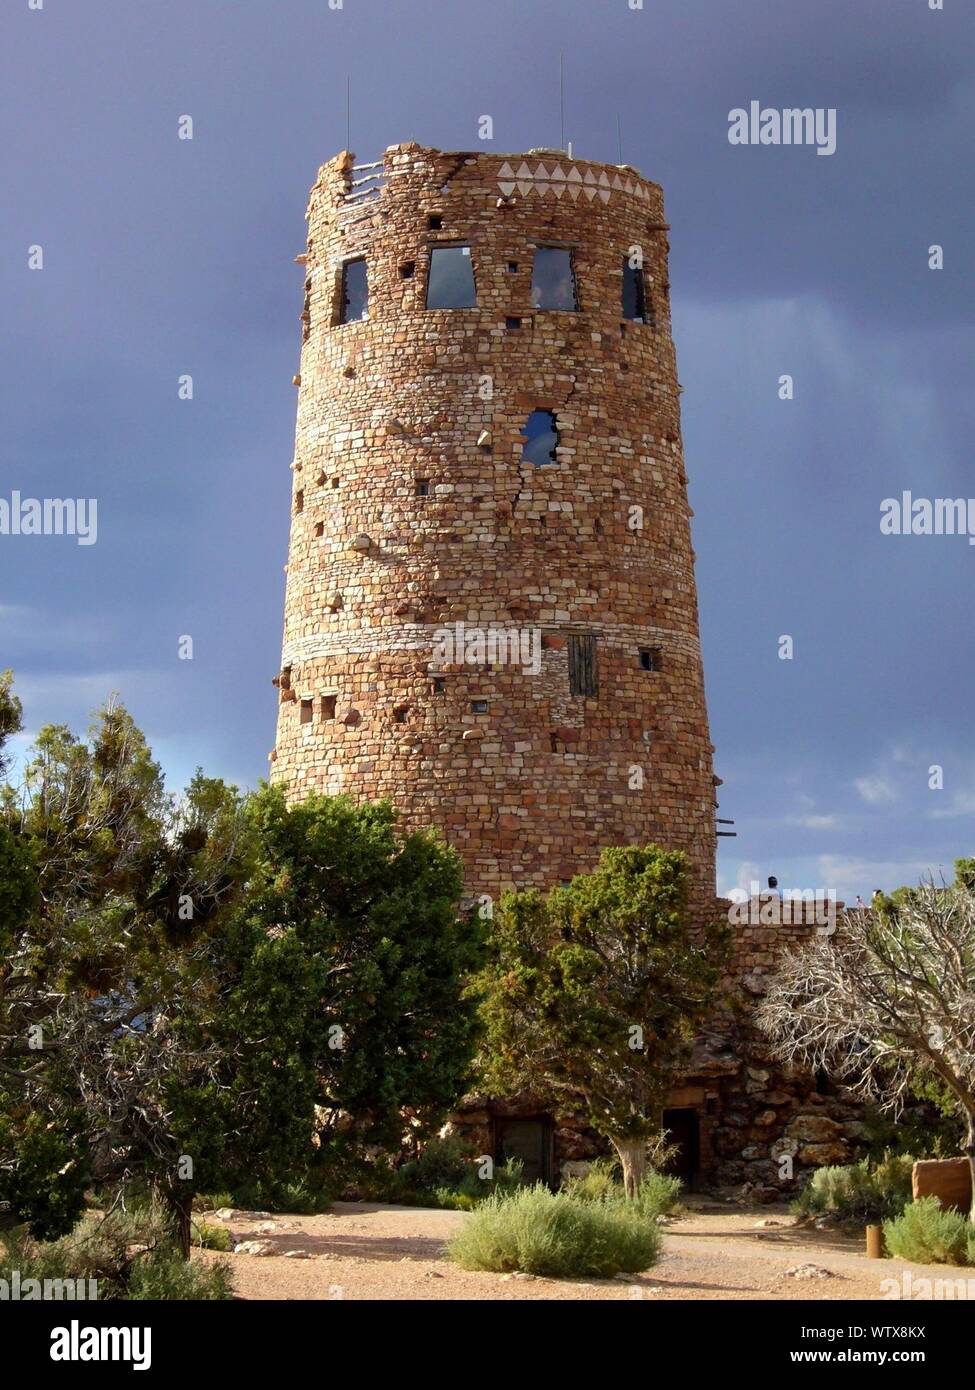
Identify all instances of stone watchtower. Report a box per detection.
[272,143,718,916]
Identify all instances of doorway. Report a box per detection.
[662,1107,701,1186]
[494,1116,554,1186]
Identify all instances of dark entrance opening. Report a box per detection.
[662,1107,700,1187]
[494,1115,554,1187]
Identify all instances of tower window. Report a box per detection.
[320,695,337,719]
[639,647,662,672]
[508,261,519,273]
[339,258,369,324]
[568,634,598,697]
[399,261,415,279]
[531,246,578,311]
[294,489,304,514]
[426,246,477,309]
[521,410,559,467]
[415,478,430,496]
[300,699,314,725]
[622,259,648,322]
[432,677,446,694]
[471,699,489,714]
[506,316,522,331]
[428,215,443,230]
[314,521,324,537]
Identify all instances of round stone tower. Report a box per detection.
[271,142,717,914]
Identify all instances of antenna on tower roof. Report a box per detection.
[346,75,351,153]
[617,113,623,165]
[559,51,565,152]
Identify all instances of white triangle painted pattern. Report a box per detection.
[493,160,646,202]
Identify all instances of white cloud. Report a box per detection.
[854,775,897,805]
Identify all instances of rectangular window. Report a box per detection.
[531,246,578,310]
[622,259,647,322]
[320,695,337,719]
[340,258,369,323]
[415,478,430,496]
[568,634,598,697]
[300,699,314,725]
[426,246,477,308]
[471,699,489,714]
[639,647,662,672]
[432,677,446,694]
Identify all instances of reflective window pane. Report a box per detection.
[341,258,369,323]
[426,246,477,309]
[622,260,647,322]
[531,246,577,310]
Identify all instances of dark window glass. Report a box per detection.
[622,260,647,322]
[426,246,477,308]
[531,246,577,310]
[471,700,488,714]
[568,634,598,697]
[521,410,559,467]
[340,258,369,323]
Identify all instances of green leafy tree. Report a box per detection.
[206,786,486,1176]
[0,694,255,1253]
[477,845,728,1197]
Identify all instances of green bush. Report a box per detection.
[192,1219,231,1252]
[563,1158,681,1220]
[884,1197,975,1267]
[793,1154,914,1227]
[0,1207,235,1300]
[447,1184,661,1278]
[126,1252,234,1300]
[382,1135,524,1209]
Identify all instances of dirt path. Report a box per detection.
[197,1199,969,1301]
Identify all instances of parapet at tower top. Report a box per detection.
[316,141,664,202]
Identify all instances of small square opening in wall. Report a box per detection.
[331,477,340,488]
[314,521,324,538]
[300,699,314,725]
[471,699,489,714]
[508,261,519,273]
[432,677,446,694]
[393,707,408,724]
[639,647,662,672]
[415,478,430,496]
[506,317,522,331]
[316,471,326,486]
[399,262,415,279]
[320,695,337,719]
[428,215,443,230]
[294,489,304,514]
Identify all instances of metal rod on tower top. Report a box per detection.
[346,75,351,152]
[559,52,565,151]
[617,114,623,164]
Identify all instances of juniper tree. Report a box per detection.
[478,846,728,1197]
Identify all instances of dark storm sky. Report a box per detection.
[1,0,972,900]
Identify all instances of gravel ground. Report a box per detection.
[196,1199,969,1301]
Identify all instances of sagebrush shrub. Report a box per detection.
[793,1154,914,1227]
[883,1196,974,1266]
[447,1184,660,1277]
[563,1159,681,1220]
[0,1207,235,1300]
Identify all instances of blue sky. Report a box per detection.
[1,0,973,902]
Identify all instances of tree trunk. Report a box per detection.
[965,1112,975,1227]
[611,1137,647,1200]
[166,1188,193,1261]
